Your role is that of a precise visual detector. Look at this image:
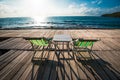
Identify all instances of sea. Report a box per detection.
[0,16,120,29]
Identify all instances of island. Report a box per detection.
[102,12,120,18]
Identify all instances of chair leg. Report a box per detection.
[31,44,39,61]
[48,43,52,50]
[89,45,94,59]
[31,44,36,61]
[73,47,79,60]
[32,50,36,61]
[88,49,93,59]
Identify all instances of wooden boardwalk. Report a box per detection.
[0,29,120,80]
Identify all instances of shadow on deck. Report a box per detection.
[0,37,120,80]
[28,50,120,80]
[76,51,120,80]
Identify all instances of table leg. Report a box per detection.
[67,42,74,59]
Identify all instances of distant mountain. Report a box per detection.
[102,12,120,18]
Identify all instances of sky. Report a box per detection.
[0,0,120,17]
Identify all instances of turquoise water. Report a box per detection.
[0,16,120,29]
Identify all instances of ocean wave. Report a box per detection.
[0,16,120,29]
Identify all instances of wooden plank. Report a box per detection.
[61,43,72,80]
[0,51,31,80]
[40,45,56,80]
[91,51,120,80]
[102,38,119,50]
[94,51,120,73]
[18,62,33,80]
[0,50,23,70]
[52,42,66,80]
[0,38,14,45]
[0,29,120,80]
[24,49,53,80]
[24,51,45,80]
[0,50,16,61]
[76,52,97,80]
[11,52,33,80]
[0,38,23,49]
[49,53,58,80]
[42,51,56,80]
[1,51,33,80]
[67,52,80,80]
[72,50,88,80]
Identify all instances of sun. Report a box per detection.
[28,0,45,11]
[22,0,56,17]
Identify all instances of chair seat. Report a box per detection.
[29,39,49,46]
[25,38,52,61]
[73,39,99,51]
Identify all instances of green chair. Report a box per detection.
[72,39,99,59]
[29,38,52,48]
[27,37,52,60]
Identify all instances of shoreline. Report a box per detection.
[0,28,120,30]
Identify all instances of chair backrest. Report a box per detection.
[27,38,52,46]
[29,39,48,46]
[74,39,99,47]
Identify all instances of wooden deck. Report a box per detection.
[0,29,120,80]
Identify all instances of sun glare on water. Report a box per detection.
[31,16,48,27]
[32,16,46,22]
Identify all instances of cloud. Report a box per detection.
[0,4,17,17]
[91,0,102,5]
[0,3,29,18]
[68,4,76,9]
[104,6,120,13]
[66,3,120,16]
[0,3,50,17]
[79,3,87,7]
[0,1,120,17]
[66,3,101,16]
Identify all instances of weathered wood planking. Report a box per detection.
[0,29,120,38]
[0,29,120,80]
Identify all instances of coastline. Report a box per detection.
[0,27,120,30]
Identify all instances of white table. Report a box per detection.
[53,34,72,54]
[53,34,72,42]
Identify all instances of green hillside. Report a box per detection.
[102,12,120,17]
